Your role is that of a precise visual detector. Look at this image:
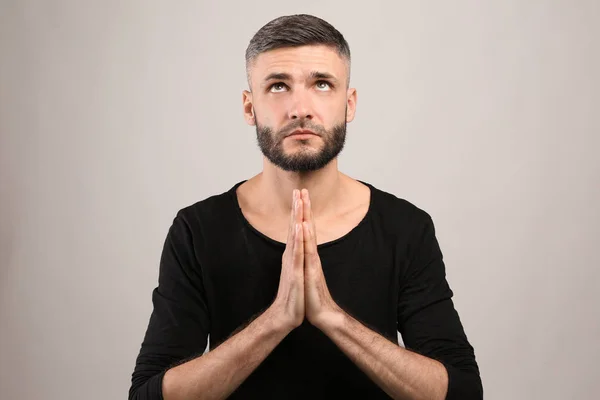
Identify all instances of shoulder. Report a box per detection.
[362,180,435,236]
[170,181,242,234]
[363,182,444,267]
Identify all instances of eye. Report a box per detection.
[269,82,288,93]
[316,81,332,91]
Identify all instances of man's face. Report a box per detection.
[244,45,356,172]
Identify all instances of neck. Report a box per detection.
[256,158,344,219]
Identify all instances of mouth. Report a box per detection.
[288,129,318,137]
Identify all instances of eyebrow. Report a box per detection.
[263,72,291,82]
[309,71,337,82]
[262,71,339,85]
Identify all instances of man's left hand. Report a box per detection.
[300,189,342,329]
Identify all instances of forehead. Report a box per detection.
[251,45,347,80]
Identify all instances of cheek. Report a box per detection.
[257,99,286,124]
[318,99,347,125]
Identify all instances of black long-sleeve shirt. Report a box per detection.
[129,180,483,399]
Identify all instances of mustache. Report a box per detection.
[278,120,326,137]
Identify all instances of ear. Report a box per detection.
[346,87,357,123]
[242,90,255,126]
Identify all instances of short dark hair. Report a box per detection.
[245,14,351,87]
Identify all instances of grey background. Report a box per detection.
[1,1,599,399]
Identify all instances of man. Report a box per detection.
[129,14,482,400]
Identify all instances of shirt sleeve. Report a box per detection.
[129,212,211,400]
[397,211,483,400]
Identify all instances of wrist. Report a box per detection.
[313,307,345,334]
[264,304,297,335]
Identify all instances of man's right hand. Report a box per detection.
[271,189,305,330]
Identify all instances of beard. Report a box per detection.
[254,111,347,173]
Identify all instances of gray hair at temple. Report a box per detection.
[244,14,351,89]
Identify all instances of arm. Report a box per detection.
[317,310,448,400]
[129,213,212,400]
[129,215,292,400]
[162,307,292,400]
[396,212,482,399]
[131,191,306,400]
[129,214,291,400]
[314,211,482,400]
[163,192,307,400]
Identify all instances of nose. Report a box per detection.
[288,90,314,120]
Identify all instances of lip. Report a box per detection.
[288,129,318,137]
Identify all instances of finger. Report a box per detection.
[294,222,304,269]
[290,197,303,253]
[302,221,317,261]
[302,189,309,222]
[295,197,304,226]
[287,189,298,245]
[302,189,316,241]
